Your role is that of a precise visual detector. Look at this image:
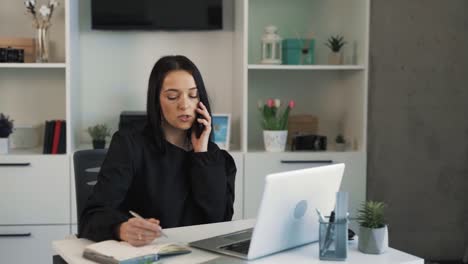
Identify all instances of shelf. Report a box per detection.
[248,64,365,70]
[3,147,67,156]
[0,63,66,69]
[4,147,42,155]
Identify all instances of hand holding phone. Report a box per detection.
[195,113,205,138]
[191,102,212,152]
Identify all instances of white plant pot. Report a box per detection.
[0,137,9,154]
[335,143,346,151]
[358,225,389,254]
[263,130,288,152]
[328,52,343,65]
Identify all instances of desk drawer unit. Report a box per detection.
[0,225,69,264]
[0,155,70,225]
[244,152,366,218]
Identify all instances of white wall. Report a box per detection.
[77,0,237,144]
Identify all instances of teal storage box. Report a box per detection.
[282,38,315,65]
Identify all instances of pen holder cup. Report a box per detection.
[319,220,348,261]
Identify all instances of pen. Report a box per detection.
[129,210,168,238]
[316,208,326,222]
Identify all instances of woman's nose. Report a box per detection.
[178,96,189,109]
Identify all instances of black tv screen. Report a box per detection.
[92,0,223,30]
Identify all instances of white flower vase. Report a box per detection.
[0,138,9,154]
[263,130,288,152]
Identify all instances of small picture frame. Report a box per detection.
[211,113,231,150]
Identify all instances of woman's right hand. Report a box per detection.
[118,217,162,246]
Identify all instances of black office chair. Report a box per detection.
[53,149,108,264]
[73,149,108,235]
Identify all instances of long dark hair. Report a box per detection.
[146,55,212,152]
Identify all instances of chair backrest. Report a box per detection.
[73,149,107,234]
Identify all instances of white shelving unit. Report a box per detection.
[0,0,80,263]
[242,0,369,152]
[0,63,67,69]
[0,0,78,156]
[236,0,370,218]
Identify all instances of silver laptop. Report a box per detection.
[189,163,345,260]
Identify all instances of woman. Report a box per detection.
[79,55,236,246]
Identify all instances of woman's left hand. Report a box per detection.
[191,102,212,152]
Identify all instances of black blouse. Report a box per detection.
[78,128,236,242]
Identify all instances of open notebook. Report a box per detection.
[83,240,191,264]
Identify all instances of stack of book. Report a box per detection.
[43,120,66,154]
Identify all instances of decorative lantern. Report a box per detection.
[261,25,282,64]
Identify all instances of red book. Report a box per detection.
[51,120,62,154]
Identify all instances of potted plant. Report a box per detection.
[325,35,346,65]
[0,113,14,154]
[335,134,346,151]
[258,98,295,152]
[87,124,111,149]
[357,201,389,254]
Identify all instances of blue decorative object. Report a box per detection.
[212,114,231,150]
[282,38,315,65]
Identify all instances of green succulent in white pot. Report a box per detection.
[335,133,346,151]
[258,98,295,152]
[0,113,14,154]
[356,201,389,254]
[325,35,346,65]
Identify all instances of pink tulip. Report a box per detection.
[267,98,275,108]
[288,100,295,108]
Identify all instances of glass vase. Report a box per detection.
[36,26,50,62]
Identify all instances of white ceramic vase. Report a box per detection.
[358,225,389,254]
[263,130,288,152]
[0,137,9,154]
[328,52,343,65]
[335,143,346,151]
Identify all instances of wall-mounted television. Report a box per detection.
[91,0,223,30]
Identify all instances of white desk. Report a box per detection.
[53,219,423,264]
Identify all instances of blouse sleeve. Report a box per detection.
[189,145,237,223]
[78,132,134,241]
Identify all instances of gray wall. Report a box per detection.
[368,0,468,260]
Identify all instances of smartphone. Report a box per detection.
[194,113,205,138]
